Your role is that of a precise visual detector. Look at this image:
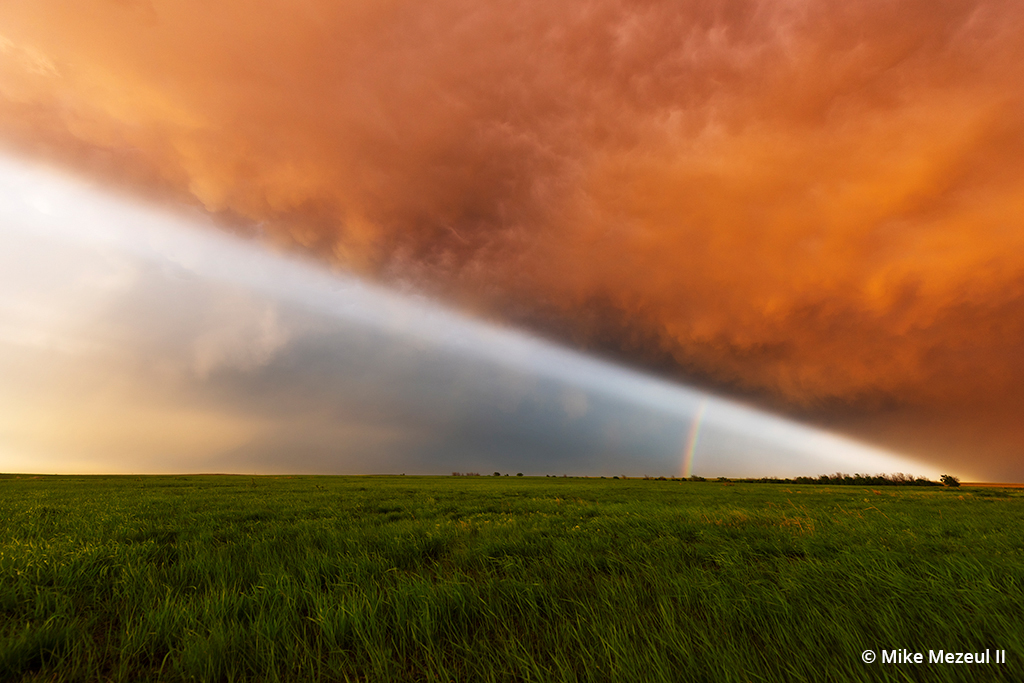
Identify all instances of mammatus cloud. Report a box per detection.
[1,0,1023,477]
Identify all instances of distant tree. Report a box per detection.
[941,474,961,488]
[516,473,523,477]
[493,472,501,477]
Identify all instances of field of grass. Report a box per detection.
[1,475,1022,682]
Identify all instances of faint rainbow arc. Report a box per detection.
[682,399,708,478]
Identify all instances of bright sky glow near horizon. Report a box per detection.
[0,155,943,478]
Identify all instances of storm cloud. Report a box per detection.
[1,0,1022,477]
[0,158,936,477]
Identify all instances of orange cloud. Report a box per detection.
[2,0,1023,478]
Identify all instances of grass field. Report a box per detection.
[1,475,1022,682]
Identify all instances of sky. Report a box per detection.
[1,0,1022,479]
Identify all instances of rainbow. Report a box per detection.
[682,399,708,478]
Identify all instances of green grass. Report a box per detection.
[1,475,1022,682]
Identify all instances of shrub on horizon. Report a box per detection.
[941,474,961,488]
